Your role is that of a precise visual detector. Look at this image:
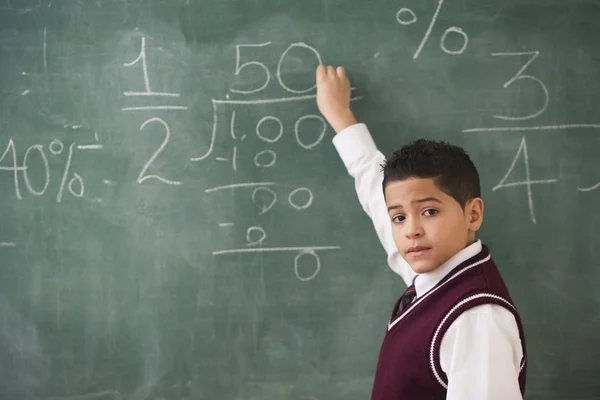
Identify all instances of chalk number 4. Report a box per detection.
[493,136,557,224]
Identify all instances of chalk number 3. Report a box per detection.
[492,51,549,121]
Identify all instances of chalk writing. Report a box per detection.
[121,36,185,186]
[231,42,272,94]
[277,43,323,93]
[463,124,600,133]
[123,37,181,99]
[578,182,599,192]
[216,146,239,171]
[56,143,84,203]
[17,25,49,96]
[208,181,337,281]
[0,138,100,202]
[462,47,599,218]
[137,118,182,185]
[295,115,327,149]
[491,51,548,121]
[288,188,314,211]
[252,186,277,215]
[246,226,267,247]
[396,8,417,25]
[295,250,321,281]
[230,111,246,141]
[22,144,49,196]
[397,0,468,59]
[213,246,341,256]
[43,26,47,73]
[206,182,276,193]
[254,149,277,168]
[492,137,558,224]
[0,139,25,199]
[190,94,362,163]
[122,106,188,111]
[256,116,284,143]
[192,42,354,280]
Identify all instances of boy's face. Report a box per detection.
[384,177,483,274]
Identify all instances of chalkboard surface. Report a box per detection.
[0,1,599,399]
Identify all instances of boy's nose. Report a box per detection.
[405,219,424,238]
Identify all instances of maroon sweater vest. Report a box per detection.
[371,245,527,399]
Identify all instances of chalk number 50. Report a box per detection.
[231,42,323,95]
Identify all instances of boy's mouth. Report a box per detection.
[406,246,431,258]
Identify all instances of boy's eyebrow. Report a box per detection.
[413,197,443,204]
[387,197,443,212]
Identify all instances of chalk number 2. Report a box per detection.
[138,117,182,186]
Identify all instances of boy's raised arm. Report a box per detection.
[316,65,415,285]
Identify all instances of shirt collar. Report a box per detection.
[414,240,482,298]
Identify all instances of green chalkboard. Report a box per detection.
[0,0,599,399]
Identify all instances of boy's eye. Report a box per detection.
[392,215,405,223]
[423,209,438,216]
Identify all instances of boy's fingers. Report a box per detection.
[336,66,346,77]
[327,65,336,78]
[316,65,326,81]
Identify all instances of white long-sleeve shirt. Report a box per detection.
[332,123,524,400]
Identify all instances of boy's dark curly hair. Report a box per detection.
[382,139,481,207]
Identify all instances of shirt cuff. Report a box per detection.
[332,123,379,170]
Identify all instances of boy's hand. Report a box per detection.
[316,65,357,134]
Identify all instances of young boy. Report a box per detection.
[315,65,527,400]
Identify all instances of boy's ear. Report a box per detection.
[467,198,484,231]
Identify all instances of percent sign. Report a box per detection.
[48,139,85,203]
[397,0,468,59]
